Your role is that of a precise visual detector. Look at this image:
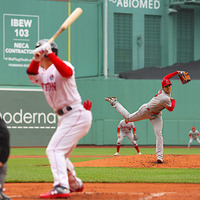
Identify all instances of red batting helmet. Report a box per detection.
[162,79,172,87]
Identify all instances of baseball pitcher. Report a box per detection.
[187,127,200,149]
[114,120,141,156]
[105,71,182,163]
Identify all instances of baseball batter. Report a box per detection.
[114,120,141,156]
[187,127,200,149]
[27,39,92,199]
[105,71,180,163]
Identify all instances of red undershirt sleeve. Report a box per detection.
[133,127,136,134]
[163,71,178,80]
[47,53,73,78]
[166,99,175,112]
[27,60,40,74]
[117,127,120,133]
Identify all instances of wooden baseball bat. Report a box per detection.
[48,7,83,44]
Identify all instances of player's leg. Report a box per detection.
[66,158,84,192]
[196,138,200,145]
[127,133,141,154]
[105,98,151,122]
[150,113,163,163]
[115,134,124,156]
[188,138,193,148]
[41,108,92,198]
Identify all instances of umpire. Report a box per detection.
[0,117,11,200]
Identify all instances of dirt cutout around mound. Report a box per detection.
[74,154,200,168]
[6,154,200,199]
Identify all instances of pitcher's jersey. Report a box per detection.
[118,120,135,133]
[27,61,82,111]
[147,89,172,114]
[189,130,199,139]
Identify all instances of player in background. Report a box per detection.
[187,127,200,149]
[0,118,11,200]
[105,71,181,163]
[27,40,92,199]
[114,120,141,156]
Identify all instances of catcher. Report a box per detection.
[114,120,142,156]
[187,127,200,149]
[0,117,11,200]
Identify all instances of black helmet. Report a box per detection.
[35,39,58,55]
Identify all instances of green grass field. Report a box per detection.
[7,147,200,183]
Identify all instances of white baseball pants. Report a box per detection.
[188,137,200,147]
[46,105,92,189]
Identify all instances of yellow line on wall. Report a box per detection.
[68,1,71,62]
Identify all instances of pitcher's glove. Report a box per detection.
[133,134,138,141]
[178,71,191,84]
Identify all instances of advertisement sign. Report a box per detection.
[3,14,39,68]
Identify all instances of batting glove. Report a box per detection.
[33,51,45,62]
[34,42,52,56]
[43,42,52,55]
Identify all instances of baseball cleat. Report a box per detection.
[157,159,163,163]
[105,97,117,106]
[114,152,119,156]
[0,190,11,200]
[71,184,84,193]
[40,185,71,199]
[138,152,142,155]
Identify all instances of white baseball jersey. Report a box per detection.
[28,61,82,111]
[189,130,199,139]
[118,120,135,133]
[147,88,173,114]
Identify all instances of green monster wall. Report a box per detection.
[1,78,198,147]
[1,0,200,147]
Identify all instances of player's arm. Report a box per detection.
[27,51,45,75]
[47,53,73,78]
[133,127,136,135]
[165,97,175,112]
[163,71,179,80]
[27,60,40,75]
[162,97,175,112]
[117,127,120,138]
[189,133,192,138]
[34,42,73,78]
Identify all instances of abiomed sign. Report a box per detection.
[109,0,161,9]
[3,14,39,68]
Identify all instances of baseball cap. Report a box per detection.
[192,127,195,129]
[162,79,172,87]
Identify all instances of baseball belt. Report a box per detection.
[56,106,72,116]
[147,107,159,115]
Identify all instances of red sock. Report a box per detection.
[117,143,120,153]
[134,144,140,153]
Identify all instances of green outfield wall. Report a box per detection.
[1,78,199,147]
[1,0,200,147]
